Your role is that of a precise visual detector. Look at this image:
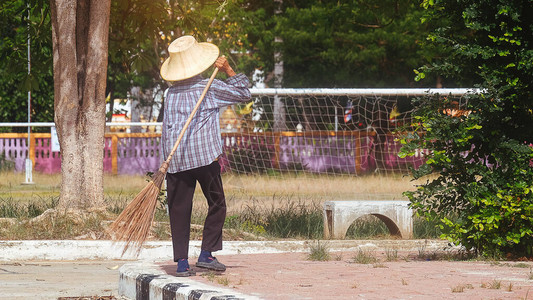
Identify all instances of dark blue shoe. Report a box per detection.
[176,258,193,277]
[196,251,226,271]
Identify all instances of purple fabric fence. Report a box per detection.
[34,137,61,173]
[277,135,372,174]
[0,136,27,171]
[1,133,425,175]
[116,136,161,175]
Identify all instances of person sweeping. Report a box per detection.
[159,35,251,277]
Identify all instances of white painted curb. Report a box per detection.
[0,239,450,261]
[119,262,263,300]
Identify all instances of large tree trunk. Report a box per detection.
[50,0,111,210]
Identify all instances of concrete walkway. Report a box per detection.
[0,260,129,299]
[0,239,450,299]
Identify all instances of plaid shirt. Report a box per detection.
[162,73,251,173]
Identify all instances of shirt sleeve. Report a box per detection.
[208,73,251,108]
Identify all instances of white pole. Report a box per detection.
[335,106,338,132]
[24,1,33,184]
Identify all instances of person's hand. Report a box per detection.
[214,56,236,77]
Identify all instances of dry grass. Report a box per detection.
[1,171,431,242]
[1,209,111,240]
[1,171,422,208]
[223,173,421,200]
[353,249,379,264]
[0,171,149,204]
[452,283,474,293]
[307,240,331,261]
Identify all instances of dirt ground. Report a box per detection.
[160,250,533,299]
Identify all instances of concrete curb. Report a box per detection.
[119,262,263,300]
[0,239,451,261]
[0,239,450,261]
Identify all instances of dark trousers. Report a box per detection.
[166,161,226,262]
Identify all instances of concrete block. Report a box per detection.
[323,200,413,239]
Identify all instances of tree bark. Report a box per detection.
[50,0,111,210]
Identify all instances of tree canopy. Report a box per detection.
[1,0,457,127]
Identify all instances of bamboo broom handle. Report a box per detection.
[164,66,220,164]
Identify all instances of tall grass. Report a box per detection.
[232,197,324,239]
[0,196,58,218]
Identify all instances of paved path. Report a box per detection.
[0,260,129,299]
[2,240,532,299]
[0,239,446,299]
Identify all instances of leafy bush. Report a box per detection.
[0,153,15,171]
[402,0,533,258]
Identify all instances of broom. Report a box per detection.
[110,66,220,255]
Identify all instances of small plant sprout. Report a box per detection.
[385,248,398,261]
[487,279,501,289]
[452,284,465,293]
[506,282,513,292]
[217,277,230,286]
[452,284,473,293]
[202,271,217,282]
[307,240,331,261]
[373,263,387,268]
[353,249,378,264]
[401,278,408,286]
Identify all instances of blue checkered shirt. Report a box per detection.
[162,73,251,173]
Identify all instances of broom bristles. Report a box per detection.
[109,163,168,256]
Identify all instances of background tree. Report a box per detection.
[50,0,111,209]
[220,0,451,88]
[1,0,458,128]
[400,0,533,257]
[106,0,226,123]
[0,0,53,133]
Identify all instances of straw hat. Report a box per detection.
[160,35,220,81]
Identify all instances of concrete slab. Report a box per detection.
[0,260,129,300]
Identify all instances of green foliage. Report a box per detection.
[307,240,331,261]
[1,0,457,127]
[0,0,53,132]
[402,0,533,258]
[107,0,227,120]
[275,0,446,87]
[0,196,58,219]
[352,248,378,264]
[224,215,266,236]
[237,198,324,239]
[0,153,15,171]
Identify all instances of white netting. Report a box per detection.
[218,89,472,202]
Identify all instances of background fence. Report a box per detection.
[0,88,472,176]
[0,131,427,175]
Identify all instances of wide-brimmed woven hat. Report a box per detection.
[160,35,219,81]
